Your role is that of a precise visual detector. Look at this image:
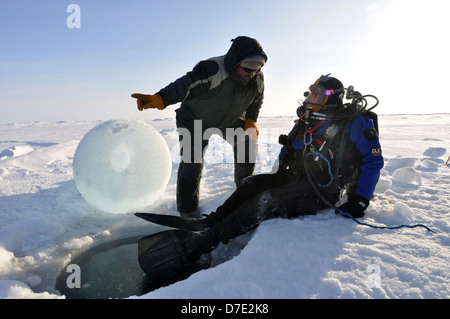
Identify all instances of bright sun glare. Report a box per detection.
[358,0,450,114]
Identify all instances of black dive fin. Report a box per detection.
[137,230,211,286]
[135,212,207,231]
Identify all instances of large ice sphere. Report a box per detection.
[73,119,172,214]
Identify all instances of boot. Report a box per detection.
[174,212,218,231]
[180,209,201,219]
[184,227,221,255]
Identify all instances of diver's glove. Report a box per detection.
[338,194,369,218]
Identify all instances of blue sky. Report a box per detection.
[1,0,449,123]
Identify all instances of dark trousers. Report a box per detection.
[209,169,339,242]
[176,119,257,216]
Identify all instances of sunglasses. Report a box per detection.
[242,67,260,74]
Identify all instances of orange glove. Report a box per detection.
[244,119,259,140]
[131,93,165,111]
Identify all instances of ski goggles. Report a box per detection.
[305,85,344,105]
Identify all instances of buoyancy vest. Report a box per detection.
[279,110,382,198]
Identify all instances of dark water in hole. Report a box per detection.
[56,236,154,299]
[55,232,252,299]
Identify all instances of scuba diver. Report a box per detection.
[137,74,384,283]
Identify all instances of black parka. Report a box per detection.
[156,36,267,129]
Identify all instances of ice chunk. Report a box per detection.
[73,119,172,214]
[0,246,15,275]
[419,159,439,170]
[392,167,422,185]
[62,236,94,250]
[374,177,392,193]
[423,147,446,158]
[0,280,64,299]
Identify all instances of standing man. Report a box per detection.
[132,36,268,218]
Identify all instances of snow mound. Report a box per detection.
[0,145,34,158]
[374,201,416,226]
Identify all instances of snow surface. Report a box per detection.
[0,115,449,299]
